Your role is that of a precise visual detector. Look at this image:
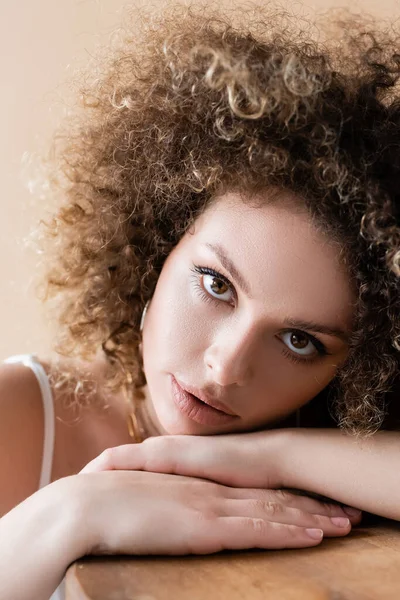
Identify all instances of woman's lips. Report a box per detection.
[170,375,239,426]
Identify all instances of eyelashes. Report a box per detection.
[190,263,330,365]
[190,265,235,304]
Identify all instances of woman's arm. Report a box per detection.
[0,477,88,600]
[87,428,400,520]
[1,463,363,600]
[277,428,400,520]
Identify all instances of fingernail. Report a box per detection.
[331,517,350,528]
[343,506,361,517]
[306,528,323,540]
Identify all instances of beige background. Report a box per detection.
[1,0,399,361]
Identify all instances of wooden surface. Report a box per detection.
[65,518,400,600]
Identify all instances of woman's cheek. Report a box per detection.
[159,281,205,356]
[247,362,335,424]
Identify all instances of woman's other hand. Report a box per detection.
[75,470,357,556]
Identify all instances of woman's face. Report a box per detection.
[141,191,355,435]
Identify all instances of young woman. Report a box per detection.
[0,4,399,600]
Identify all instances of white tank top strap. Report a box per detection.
[3,354,55,489]
[3,354,64,600]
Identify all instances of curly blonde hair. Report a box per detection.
[35,3,400,437]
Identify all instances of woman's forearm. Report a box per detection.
[0,476,88,600]
[278,428,400,520]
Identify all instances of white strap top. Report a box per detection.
[3,354,65,600]
[4,354,55,490]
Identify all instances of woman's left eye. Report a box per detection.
[190,265,235,304]
[279,330,328,363]
[281,331,316,356]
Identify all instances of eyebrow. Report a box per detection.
[283,318,350,343]
[204,242,350,344]
[205,242,252,297]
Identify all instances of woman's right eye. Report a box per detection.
[203,273,232,301]
[190,265,235,305]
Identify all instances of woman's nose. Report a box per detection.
[203,323,258,387]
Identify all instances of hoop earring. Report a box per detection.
[123,299,152,441]
[140,300,151,332]
[123,372,146,442]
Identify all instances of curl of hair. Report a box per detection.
[33,3,400,437]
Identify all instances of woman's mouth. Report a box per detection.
[170,375,239,426]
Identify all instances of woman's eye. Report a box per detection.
[280,330,317,357]
[191,265,235,304]
[203,273,232,301]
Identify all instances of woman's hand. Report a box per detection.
[81,431,284,488]
[75,469,358,556]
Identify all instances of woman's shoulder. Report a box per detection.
[0,354,101,508]
[0,352,92,428]
[0,352,131,515]
[0,356,47,515]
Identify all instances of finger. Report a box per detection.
[80,444,144,473]
[80,437,225,481]
[80,437,194,474]
[219,498,351,538]
[195,517,324,552]
[228,488,362,524]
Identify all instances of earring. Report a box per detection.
[140,300,150,332]
[123,299,152,441]
[124,371,140,441]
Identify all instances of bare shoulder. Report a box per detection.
[0,354,130,517]
[0,359,45,516]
